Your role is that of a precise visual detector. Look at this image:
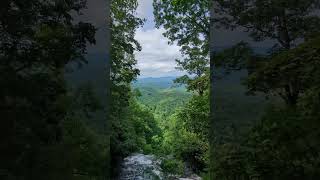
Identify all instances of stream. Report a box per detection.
[119,153,202,180]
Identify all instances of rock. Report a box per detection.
[119,153,202,180]
[179,174,202,180]
[119,153,163,180]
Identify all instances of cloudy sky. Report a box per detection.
[135,0,184,78]
[134,1,273,78]
[77,0,279,78]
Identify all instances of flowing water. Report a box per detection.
[119,153,202,180]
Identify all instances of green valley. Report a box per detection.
[133,77,192,118]
[127,74,271,178]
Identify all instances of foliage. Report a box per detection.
[212,42,254,72]
[244,107,320,179]
[211,2,320,178]
[153,0,210,95]
[153,0,210,47]
[212,105,320,180]
[152,2,211,174]
[215,0,320,49]
[109,0,145,176]
[178,92,210,140]
[211,37,320,179]
[111,92,162,156]
[133,83,191,120]
[245,35,320,106]
[161,158,184,175]
[160,93,210,173]
[0,0,96,179]
[62,123,108,180]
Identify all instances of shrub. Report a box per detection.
[161,158,184,175]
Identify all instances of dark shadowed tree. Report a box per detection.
[0,0,95,179]
[214,0,320,106]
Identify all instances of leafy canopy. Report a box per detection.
[153,0,210,95]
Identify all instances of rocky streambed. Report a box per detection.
[119,153,201,180]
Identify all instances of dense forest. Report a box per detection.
[0,0,109,179]
[210,1,320,179]
[112,0,320,179]
[109,0,211,178]
[1,0,320,180]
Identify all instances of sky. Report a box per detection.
[75,0,279,78]
[134,0,273,78]
[74,0,183,78]
[135,0,185,78]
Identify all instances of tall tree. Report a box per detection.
[110,0,143,109]
[246,34,320,105]
[0,0,95,179]
[210,1,320,178]
[153,0,210,95]
[109,0,144,177]
[153,0,212,175]
[215,0,320,105]
[215,0,320,49]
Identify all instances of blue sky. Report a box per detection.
[135,0,184,78]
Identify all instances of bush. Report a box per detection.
[143,144,153,154]
[161,158,184,175]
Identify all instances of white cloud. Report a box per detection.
[134,0,185,78]
[136,0,153,20]
[135,27,185,78]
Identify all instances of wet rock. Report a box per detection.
[178,174,202,180]
[119,153,202,180]
[119,153,163,180]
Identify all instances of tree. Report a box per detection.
[215,0,320,106]
[161,91,210,173]
[153,0,211,174]
[210,1,320,178]
[212,105,320,179]
[245,34,320,106]
[215,0,320,49]
[109,0,145,177]
[62,83,107,179]
[153,0,210,95]
[211,35,320,180]
[0,0,95,179]
[110,0,143,112]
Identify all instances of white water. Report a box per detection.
[119,153,202,180]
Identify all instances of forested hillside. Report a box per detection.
[153,0,320,179]
[129,72,270,179]
[133,77,191,117]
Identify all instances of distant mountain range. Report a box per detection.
[133,76,179,89]
[132,76,191,117]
